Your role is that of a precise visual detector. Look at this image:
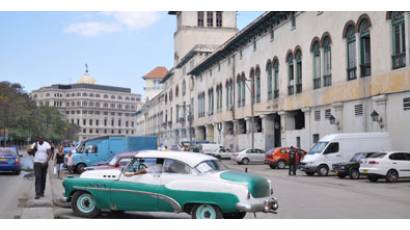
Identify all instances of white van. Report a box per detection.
[300,132,391,176]
[200,144,231,159]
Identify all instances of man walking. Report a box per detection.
[30,137,52,199]
[288,146,297,176]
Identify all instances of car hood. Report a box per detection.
[80,168,121,180]
[219,170,270,198]
[301,154,321,163]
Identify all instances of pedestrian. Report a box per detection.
[54,145,65,179]
[288,146,297,176]
[66,151,74,174]
[29,136,52,199]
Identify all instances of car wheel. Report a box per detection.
[276,160,286,169]
[317,165,329,176]
[241,158,250,165]
[386,170,399,183]
[305,172,315,176]
[350,169,360,180]
[223,212,246,219]
[337,173,346,179]
[72,191,100,218]
[76,163,86,174]
[368,175,378,183]
[269,164,276,169]
[191,204,223,219]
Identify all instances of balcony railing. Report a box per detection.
[288,85,294,95]
[392,53,406,69]
[347,67,357,81]
[273,89,279,99]
[360,64,371,77]
[323,74,332,87]
[313,78,321,89]
[295,83,302,94]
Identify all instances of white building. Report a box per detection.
[31,69,142,140]
[136,11,410,152]
[142,66,168,102]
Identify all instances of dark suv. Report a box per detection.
[332,152,376,179]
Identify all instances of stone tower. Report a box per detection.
[169,11,238,65]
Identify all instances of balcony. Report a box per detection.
[295,83,302,94]
[360,64,371,77]
[347,67,357,81]
[392,53,406,70]
[313,78,321,89]
[273,89,279,99]
[323,74,332,87]
[288,85,294,95]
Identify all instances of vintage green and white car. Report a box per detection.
[62,150,279,219]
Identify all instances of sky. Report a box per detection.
[0,11,262,96]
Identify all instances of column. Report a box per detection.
[260,114,274,150]
[301,107,311,149]
[278,111,287,147]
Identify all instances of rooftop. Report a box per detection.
[143,66,168,80]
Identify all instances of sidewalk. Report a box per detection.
[20,166,54,218]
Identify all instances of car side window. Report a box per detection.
[163,159,191,174]
[324,142,339,154]
[403,153,410,161]
[118,158,131,166]
[389,153,405,161]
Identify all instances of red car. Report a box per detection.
[84,152,135,171]
[265,147,307,169]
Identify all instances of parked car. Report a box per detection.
[84,152,136,171]
[360,151,410,183]
[231,148,265,165]
[332,152,376,179]
[62,150,279,219]
[265,147,307,169]
[200,143,231,159]
[300,132,391,176]
[69,135,157,173]
[0,146,22,174]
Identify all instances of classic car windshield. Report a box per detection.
[108,155,119,166]
[195,160,227,174]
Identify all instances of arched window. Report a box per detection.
[311,40,321,89]
[390,12,406,69]
[241,73,246,107]
[175,85,179,97]
[295,49,302,93]
[345,23,357,80]
[322,35,332,87]
[286,51,294,95]
[358,16,371,77]
[255,66,261,103]
[266,60,273,100]
[237,75,242,107]
[273,57,279,99]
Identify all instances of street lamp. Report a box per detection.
[370,110,384,129]
[328,114,340,130]
[177,104,193,145]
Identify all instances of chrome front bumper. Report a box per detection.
[236,196,279,214]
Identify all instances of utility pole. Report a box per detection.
[244,77,255,149]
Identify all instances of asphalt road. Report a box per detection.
[53,159,410,219]
[0,153,34,219]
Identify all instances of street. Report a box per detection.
[0,153,33,219]
[52,160,410,219]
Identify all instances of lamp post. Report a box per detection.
[177,103,193,145]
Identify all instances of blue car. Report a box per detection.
[0,147,22,174]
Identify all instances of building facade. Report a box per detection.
[143,66,168,102]
[31,71,141,140]
[136,11,410,152]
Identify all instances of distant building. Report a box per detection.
[143,66,168,102]
[30,68,142,140]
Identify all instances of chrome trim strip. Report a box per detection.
[72,186,182,212]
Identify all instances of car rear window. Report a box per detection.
[367,152,386,158]
[0,148,17,155]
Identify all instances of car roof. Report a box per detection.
[134,150,217,167]
[320,132,389,142]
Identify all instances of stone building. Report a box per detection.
[31,69,141,140]
[142,66,168,102]
[136,11,410,152]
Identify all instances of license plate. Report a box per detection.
[363,169,368,173]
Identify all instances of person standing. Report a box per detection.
[30,137,52,199]
[54,145,65,179]
[288,146,297,176]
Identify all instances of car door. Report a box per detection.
[254,149,265,162]
[402,153,410,177]
[389,153,410,177]
[246,149,256,162]
[323,142,340,166]
[110,158,161,211]
[158,159,193,212]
